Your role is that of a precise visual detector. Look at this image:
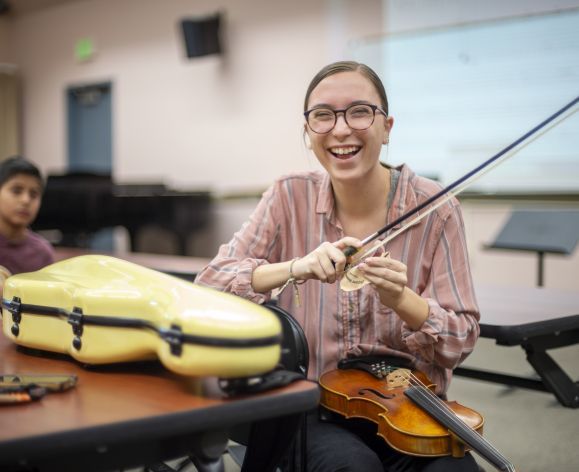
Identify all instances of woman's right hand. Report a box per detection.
[292,237,362,284]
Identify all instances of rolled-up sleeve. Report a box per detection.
[195,185,283,303]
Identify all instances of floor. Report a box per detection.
[447,337,579,472]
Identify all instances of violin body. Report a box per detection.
[319,367,484,458]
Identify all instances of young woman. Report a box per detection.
[196,61,480,471]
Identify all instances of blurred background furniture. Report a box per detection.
[484,209,579,287]
[33,172,212,255]
[455,284,579,408]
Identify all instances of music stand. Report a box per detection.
[486,210,579,287]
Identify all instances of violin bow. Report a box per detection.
[340,95,579,291]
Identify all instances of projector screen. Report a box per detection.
[351,10,579,193]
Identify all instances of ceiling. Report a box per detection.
[0,0,84,17]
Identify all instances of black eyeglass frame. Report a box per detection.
[303,103,388,134]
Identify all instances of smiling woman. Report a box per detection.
[195,61,481,472]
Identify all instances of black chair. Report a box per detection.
[227,301,310,472]
[144,302,310,472]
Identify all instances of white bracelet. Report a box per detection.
[279,258,304,306]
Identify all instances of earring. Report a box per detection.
[305,134,312,149]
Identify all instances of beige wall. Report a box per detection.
[1,16,20,160]
[7,0,384,194]
[6,0,578,194]
[5,0,579,290]
[0,70,21,159]
[0,18,9,62]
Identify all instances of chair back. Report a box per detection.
[265,302,309,377]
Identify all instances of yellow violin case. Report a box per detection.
[1,255,281,379]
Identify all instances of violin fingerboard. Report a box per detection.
[405,386,516,472]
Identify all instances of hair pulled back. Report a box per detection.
[304,61,389,114]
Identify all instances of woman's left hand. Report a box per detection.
[357,255,429,330]
[356,255,408,308]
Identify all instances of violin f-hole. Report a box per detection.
[358,388,395,400]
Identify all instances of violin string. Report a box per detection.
[404,380,508,467]
[406,380,510,467]
[401,374,506,464]
[398,369,508,462]
[401,370,489,442]
[341,103,579,276]
[379,365,512,467]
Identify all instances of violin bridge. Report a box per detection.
[385,368,411,389]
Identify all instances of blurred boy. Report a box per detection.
[0,157,55,297]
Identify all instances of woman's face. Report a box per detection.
[305,71,393,184]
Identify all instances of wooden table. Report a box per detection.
[455,284,579,408]
[0,334,319,471]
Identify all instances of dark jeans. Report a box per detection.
[305,410,480,472]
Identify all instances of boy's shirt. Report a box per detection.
[0,230,55,276]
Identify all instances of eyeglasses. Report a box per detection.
[304,103,387,134]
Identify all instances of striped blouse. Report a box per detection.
[195,164,480,394]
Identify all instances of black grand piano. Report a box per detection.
[33,172,212,255]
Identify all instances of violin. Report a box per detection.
[319,357,516,472]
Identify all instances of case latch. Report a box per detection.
[163,324,183,356]
[68,307,84,350]
[6,297,22,337]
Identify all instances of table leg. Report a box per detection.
[523,341,579,408]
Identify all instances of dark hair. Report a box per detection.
[0,156,44,189]
[304,61,389,114]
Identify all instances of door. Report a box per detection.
[67,82,112,173]
[67,82,114,249]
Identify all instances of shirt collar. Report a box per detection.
[314,163,421,230]
[388,164,415,226]
[316,172,335,215]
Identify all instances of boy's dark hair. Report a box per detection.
[0,156,44,189]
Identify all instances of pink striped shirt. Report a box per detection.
[196,164,480,394]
